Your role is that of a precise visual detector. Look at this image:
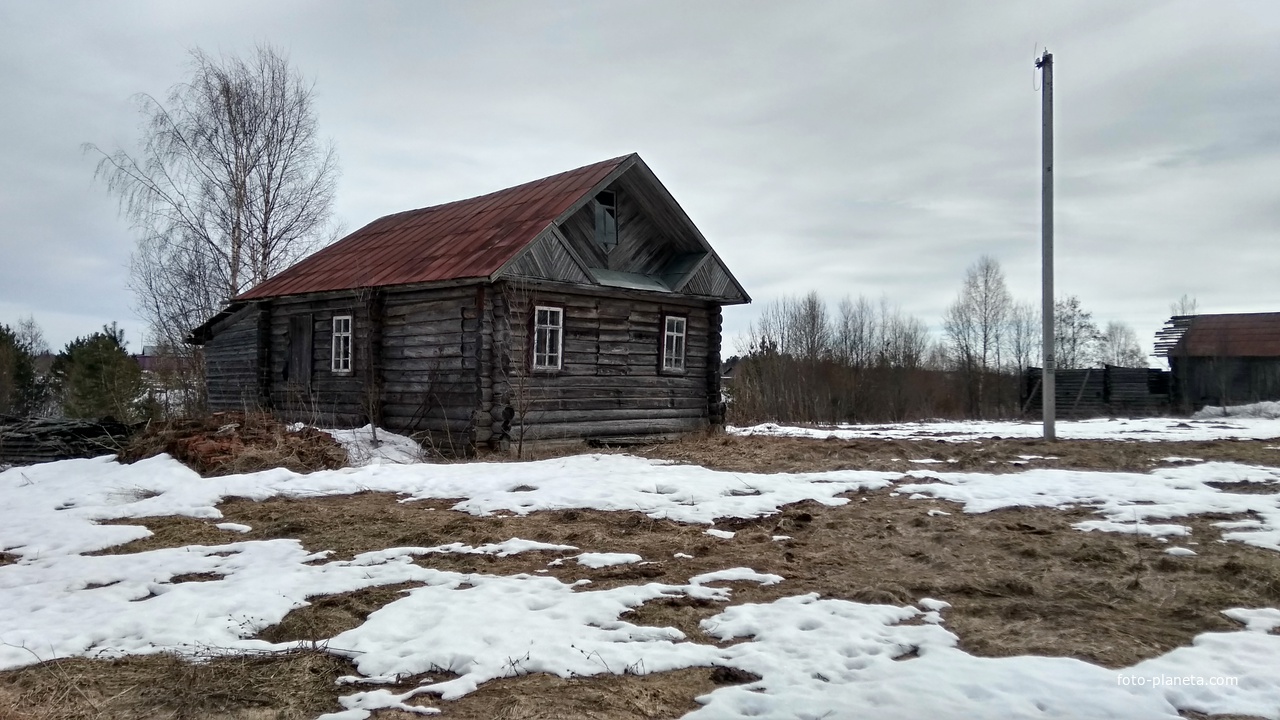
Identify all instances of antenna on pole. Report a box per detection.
[1036,50,1056,441]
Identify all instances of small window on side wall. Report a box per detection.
[533,306,563,371]
[662,315,686,372]
[332,315,352,373]
[594,190,618,252]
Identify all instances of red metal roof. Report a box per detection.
[238,155,632,300]
[1161,313,1280,357]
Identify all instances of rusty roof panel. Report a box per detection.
[1162,313,1280,357]
[238,155,630,300]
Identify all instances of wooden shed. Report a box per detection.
[188,154,750,451]
[1155,312,1280,410]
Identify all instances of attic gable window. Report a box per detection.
[532,306,563,371]
[594,190,618,252]
[332,315,352,373]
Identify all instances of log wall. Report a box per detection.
[1171,357,1280,410]
[1023,366,1171,418]
[205,281,725,451]
[205,305,264,413]
[489,281,717,445]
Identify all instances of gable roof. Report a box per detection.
[237,155,633,300]
[1155,312,1280,358]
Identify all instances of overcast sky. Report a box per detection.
[2,1,1277,363]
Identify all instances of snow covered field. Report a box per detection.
[731,414,1280,443]
[2,425,1280,719]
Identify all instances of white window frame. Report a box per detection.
[532,305,563,371]
[662,315,687,372]
[331,314,353,373]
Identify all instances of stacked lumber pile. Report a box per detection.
[0,416,136,466]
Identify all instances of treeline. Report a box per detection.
[0,318,165,423]
[727,256,1150,425]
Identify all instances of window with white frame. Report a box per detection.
[331,315,352,373]
[532,306,563,371]
[662,315,686,372]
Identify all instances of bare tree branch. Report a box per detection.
[87,43,338,353]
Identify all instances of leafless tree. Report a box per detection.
[833,295,878,370]
[1098,321,1147,367]
[943,256,1011,416]
[87,44,339,354]
[1005,301,1040,373]
[1054,295,1101,368]
[1171,294,1199,317]
[792,291,830,363]
[15,316,49,357]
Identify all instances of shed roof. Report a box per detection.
[237,154,632,300]
[1155,312,1280,358]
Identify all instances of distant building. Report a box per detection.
[1155,312,1280,410]
[132,346,187,374]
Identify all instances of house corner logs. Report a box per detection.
[708,306,725,426]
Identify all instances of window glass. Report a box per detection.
[332,315,352,372]
[533,306,563,370]
[663,316,686,371]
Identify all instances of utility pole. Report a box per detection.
[1036,50,1056,441]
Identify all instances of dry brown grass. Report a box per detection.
[373,667,740,719]
[117,412,347,477]
[258,582,422,643]
[0,648,351,720]
[97,487,1280,671]
[633,432,1280,475]
[7,435,1280,719]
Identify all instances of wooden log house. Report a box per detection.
[188,154,750,451]
[1155,312,1280,411]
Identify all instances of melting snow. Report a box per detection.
[2,439,1279,719]
[575,552,642,568]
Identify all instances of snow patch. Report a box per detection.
[575,553,642,568]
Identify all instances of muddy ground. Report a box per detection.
[3,434,1279,719]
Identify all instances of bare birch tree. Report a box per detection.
[1171,294,1199,318]
[1006,301,1040,373]
[1098,321,1147,367]
[87,44,339,349]
[1054,295,1101,368]
[943,256,1011,415]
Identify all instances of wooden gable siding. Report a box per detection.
[205,306,264,412]
[680,255,745,302]
[487,282,719,442]
[501,230,592,285]
[557,180,698,276]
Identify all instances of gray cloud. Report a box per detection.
[1,0,1277,361]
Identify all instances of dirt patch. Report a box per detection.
[0,552,15,567]
[1205,481,1280,494]
[259,582,422,643]
[372,666,732,720]
[91,514,239,555]
[636,433,1280,474]
[117,412,347,477]
[0,648,352,720]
